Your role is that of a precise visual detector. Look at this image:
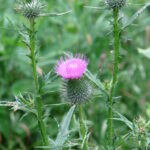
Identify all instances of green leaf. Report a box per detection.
[138,47,150,59]
[122,2,150,30]
[113,111,133,130]
[49,138,56,148]
[85,70,107,95]
[55,105,76,147]
[38,11,72,17]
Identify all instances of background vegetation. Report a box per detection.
[0,0,150,149]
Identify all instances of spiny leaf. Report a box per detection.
[55,105,76,147]
[0,101,16,107]
[38,10,72,17]
[113,111,133,130]
[35,142,79,149]
[122,2,150,30]
[85,70,107,96]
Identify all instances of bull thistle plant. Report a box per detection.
[16,0,50,146]
[105,0,127,146]
[15,0,72,148]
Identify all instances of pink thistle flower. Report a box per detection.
[55,54,88,79]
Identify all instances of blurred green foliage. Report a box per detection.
[0,0,150,149]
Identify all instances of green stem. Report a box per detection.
[29,19,39,93]
[108,8,119,146]
[36,97,50,146]
[29,19,49,147]
[79,105,87,150]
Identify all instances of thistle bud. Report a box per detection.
[62,78,93,104]
[16,0,45,19]
[105,0,126,9]
[55,54,92,104]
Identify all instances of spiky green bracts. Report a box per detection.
[106,0,126,9]
[62,78,92,104]
[16,0,45,19]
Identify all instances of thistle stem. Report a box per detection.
[29,19,38,92]
[29,19,49,147]
[108,8,119,146]
[79,105,87,150]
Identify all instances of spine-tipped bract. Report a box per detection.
[62,78,92,104]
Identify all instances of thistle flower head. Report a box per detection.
[105,0,126,9]
[62,78,92,104]
[16,0,46,19]
[55,54,88,79]
[55,54,92,104]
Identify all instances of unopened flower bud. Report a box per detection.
[105,0,126,9]
[16,0,45,19]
